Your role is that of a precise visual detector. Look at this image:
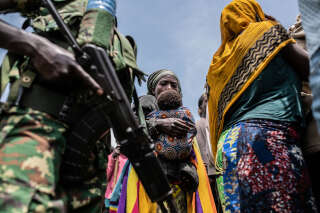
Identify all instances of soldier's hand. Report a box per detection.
[156,118,195,137]
[30,35,103,95]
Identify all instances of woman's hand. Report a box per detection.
[264,13,277,21]
[156,118,195,137]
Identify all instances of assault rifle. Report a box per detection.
[42,0,177,212]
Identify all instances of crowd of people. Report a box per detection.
[0,0,320,212]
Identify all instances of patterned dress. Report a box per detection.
[216,119,318,212]
[147,106,196,160]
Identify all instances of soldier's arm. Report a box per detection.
[0,0,15,10]
[0,0,72,12]
[0,20,102,94]
[0,0,39,13]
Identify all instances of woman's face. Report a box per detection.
[154,75,179,98]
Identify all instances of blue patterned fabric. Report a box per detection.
[216,119,318,212]
[147,106,196,160]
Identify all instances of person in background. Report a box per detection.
[148,89,198,194]
[206,0,317,211]
[289,14,320,208]
[104,145,128,212]
[138,94,159,116]
[196,93,222,212]
[298,0,320,136]
[113,69,217,213]
[104,95,158,212]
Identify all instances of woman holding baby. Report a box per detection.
[110,69,216,213]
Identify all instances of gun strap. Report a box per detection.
[132,87,148,135]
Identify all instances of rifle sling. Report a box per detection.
[132,87,147,131]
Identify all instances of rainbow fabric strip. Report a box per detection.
[111,139,217,213]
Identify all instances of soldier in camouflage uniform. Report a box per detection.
[0,0,140,212]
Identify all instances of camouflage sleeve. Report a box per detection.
[12,0,73,14]
[12,0,41,13]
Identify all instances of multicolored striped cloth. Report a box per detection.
[147,106,196,160]
[106,140,217,213]
[105,160,130,213]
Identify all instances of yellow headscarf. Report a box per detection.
[206,0,295,158]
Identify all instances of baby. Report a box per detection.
[147,90,197,160]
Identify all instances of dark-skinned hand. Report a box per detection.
[0,20,103,95]
[156,118,195,137]
[264,13,277,22]
[30,35,103,95]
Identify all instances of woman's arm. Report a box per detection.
[147,117,195,138]
[282,43,310,81]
